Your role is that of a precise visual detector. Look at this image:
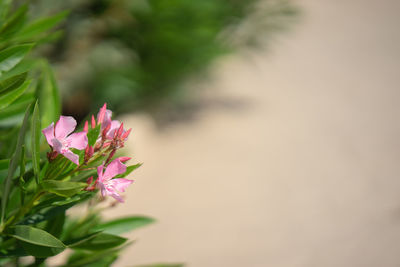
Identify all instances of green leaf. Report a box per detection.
[65,231,101,247]
[87,124,101,147]
[18,11,68,40]
[37,61,60,127]
[31,100,40,184]
[20,242,64,258]
[66,249,120,267]
[45,211,65,238]
[0,79,30,109]
[0,44,33,75]
[0,59,35,83]
[71,233,127,250]
[0,0,13,24]
[1,103,31,224]
[0,159,8,170]
[9,225,65,248]
[41,180,87,198]
[115,163,142,178]
[0,72,26,94]
[0,4,27,40]
[93,216,155,235]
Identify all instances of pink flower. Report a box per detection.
[96,103,130,140]
[42,116,88,165]
[96,158,133,202]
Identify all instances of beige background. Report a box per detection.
[107,0,400,266]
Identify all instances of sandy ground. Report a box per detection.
[106,0,400,266]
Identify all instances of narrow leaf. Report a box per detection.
[18,11,68,40]
[65,231,101,247]
[1,103,31,224]
[0,72,27,94]
[37,61,60,127]
[0,4,27,39]
[93,216,155,235]
[0,59,35,83]
[10,225,65,248]
[21,242,64,258]
[70,233,127,250]
[87,124,101,147]
[41,180,87,198]
[31,100,40,184]
[0,44,33,75]
[0,79,30,109]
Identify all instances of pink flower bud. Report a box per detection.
[117,123,124,137]
[83,121,89,132]
[102,123,111,138]
[103,142,111,148]
[98,103,107,124]
[106,149,116,165]
[118,157,131,163]
[122,128,132,140]
[91,115,96,129]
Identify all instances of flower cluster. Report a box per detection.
[42,103,134,202]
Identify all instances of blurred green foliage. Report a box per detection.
[33,0,297,120]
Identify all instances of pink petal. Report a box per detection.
[110,191,124,202]
[103,159,127,180]
[67,131,88,150]
[106,120,121,139]
[55,116,76,139]
[62,149,80,165]
[52,138,63,154]
[42,122,55,146]
[99,183,108,197]
[97,103,107,124]
[111,178,133,192]
[97,164,104,181]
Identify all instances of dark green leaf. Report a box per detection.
[0,44,33,75]
[41,180,87,198]
[22,201,76,225]
[45,211,65,238]
[87,124,101,147]
[93,216,155,235]
[21,242,64,258]
[0,79,30,109]
[31,100,40,184]
[65,231,101,247]
[9,225,65,248]
[0,159,8,170]
[1,103,31,224]
[71,233,127,250]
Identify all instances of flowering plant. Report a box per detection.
[0,102,152,266]
[0,2,170,266]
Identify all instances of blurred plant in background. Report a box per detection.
[31,0,298,122]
